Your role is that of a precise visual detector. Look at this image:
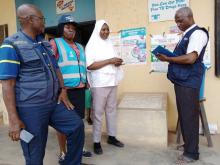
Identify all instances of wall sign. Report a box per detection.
[56,0,75,14]
[148,0,189,22]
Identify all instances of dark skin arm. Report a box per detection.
[156,51,198,65]
[87,57,123,70]
[56,69,74,110]
[1,79,25,141]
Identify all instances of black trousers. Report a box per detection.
[174,84,200,160]
[67,88,85,119]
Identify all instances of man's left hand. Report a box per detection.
[156,54,169,62]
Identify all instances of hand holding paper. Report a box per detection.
[156,53,170,62]
[151,45,175,57]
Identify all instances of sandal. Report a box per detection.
[175,155,196,164]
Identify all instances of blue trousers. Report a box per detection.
[17,103,84,165]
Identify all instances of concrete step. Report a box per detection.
[117,92,168,147]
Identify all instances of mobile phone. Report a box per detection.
[20,129,34,143]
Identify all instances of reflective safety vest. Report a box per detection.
[54,38,87,87]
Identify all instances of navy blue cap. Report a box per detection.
[58,14,77,26]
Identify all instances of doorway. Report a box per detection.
[44,20,95,47]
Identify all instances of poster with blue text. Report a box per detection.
[121,27,147,64]
[149,0,189,22]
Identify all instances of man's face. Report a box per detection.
[175,14,192,32]
[99,23,109,40]
[29,11,45,34]
[63,24,76,40]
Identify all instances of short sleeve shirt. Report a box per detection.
[182,24,208,55]
[0,43,20,80]
[0,34,59,80]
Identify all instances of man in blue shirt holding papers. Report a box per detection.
[156,7,208,164]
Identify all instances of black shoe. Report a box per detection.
[94,142,103,155]
[107,136,124,147]
[83,150,92,158]
[87,117,93,125]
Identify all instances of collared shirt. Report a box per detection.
[182,24,208,55]
[0,32,58,80]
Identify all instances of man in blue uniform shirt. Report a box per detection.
[157,7,209,164]
[0,4,84,165]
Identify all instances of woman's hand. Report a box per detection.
[109,57,123,66]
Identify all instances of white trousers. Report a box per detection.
[91,86,117,143]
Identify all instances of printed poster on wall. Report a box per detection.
[148,0,189,22]
[121,27,147,64]
[151,33,180,72]
[110,34,122,58]
[56,0,75,14]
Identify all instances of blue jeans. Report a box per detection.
[17,102,84,165]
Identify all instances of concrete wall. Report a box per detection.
[95,0,219,132]
[0,0,17,35]
[0,0,17,123]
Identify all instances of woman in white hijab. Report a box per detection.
[85,20,124,155]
